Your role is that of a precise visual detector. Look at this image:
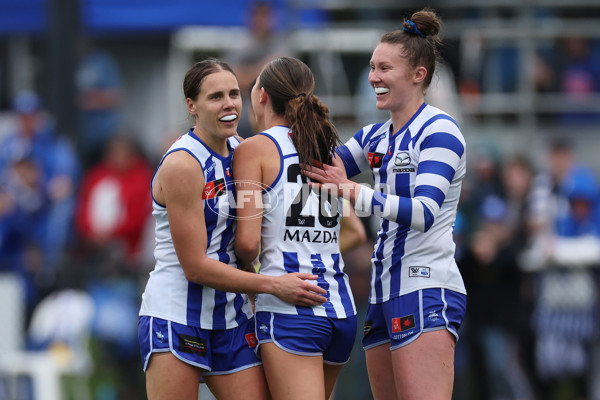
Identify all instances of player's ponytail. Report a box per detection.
[258,57,341,167]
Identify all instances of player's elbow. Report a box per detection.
[181,259,208,284]
[235,236,260,264]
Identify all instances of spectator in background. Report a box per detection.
[76,37,124,168]
[460,155,537,400]
[225,1,292,137]
[70,135,154,399]
[535,36,600,126]
[75,135,153,267]
[520,140,600,400]
[0,91,80,317]
[0,152,48,318]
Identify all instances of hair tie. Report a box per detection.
[403,20,426,38]
[296,93,306,99]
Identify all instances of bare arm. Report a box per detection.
[339,200,367,255]
[232,138,264,267]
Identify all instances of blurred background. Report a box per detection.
[1,0,600,399]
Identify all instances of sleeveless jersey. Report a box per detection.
[337,103,467,304]
[139,130,252,330]
[255,126,356,318]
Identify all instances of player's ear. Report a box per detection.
[187,98,197,115]
[413,66,427,84]
[259,87,268,105]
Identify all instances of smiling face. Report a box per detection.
[187,70,242,144]
[369,42,424,113]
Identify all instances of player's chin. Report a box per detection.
[375,99,389,110]
[220,124,239,137]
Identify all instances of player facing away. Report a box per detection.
[234,56,357,400]
[138,58,327,400]
[302,9,467,400]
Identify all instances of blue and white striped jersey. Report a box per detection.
[337,103,467,304]
[139,130,252,330]
[255,126,356,318]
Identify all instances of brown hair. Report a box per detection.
[257,57,341,166]
[380,9,442,89]
[183,58,236,101]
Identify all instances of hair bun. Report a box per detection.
[403,20,426,38]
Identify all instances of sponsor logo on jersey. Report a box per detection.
[392,167,416,173]
[395,152,411,166]
[392,314,416,333]
[283,229,338,243]
[202,178,227,200]
[178,334,207,355]
[368,152,385,168]
[408,266,430,278]
[245,333,258,348]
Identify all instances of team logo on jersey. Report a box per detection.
[394,152,411,166]
[392,315,416,333]
[368,152,385,168]
[178,334,207,355]
[408,266,430,278]
[202,178,227,200]
[245,333,258,348]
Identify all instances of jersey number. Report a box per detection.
[285,164,339,228]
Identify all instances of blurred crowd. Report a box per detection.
[1,4,600,399]
[0,86,154,399]
[454,140,600,400]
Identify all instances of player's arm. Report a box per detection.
[158,150,325,305]
[339,200,367,255]
[303,125,465,233]
[232,137,264,268]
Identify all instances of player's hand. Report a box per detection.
[301,155,357,200]
[273,273,328,307]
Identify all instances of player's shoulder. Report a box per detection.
[419,105,460,130]
[235,133,273,150]
[161,149,203,177]
[353,120,392,148]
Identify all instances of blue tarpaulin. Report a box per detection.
[0,0,326,36]
[0,0,47,34]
